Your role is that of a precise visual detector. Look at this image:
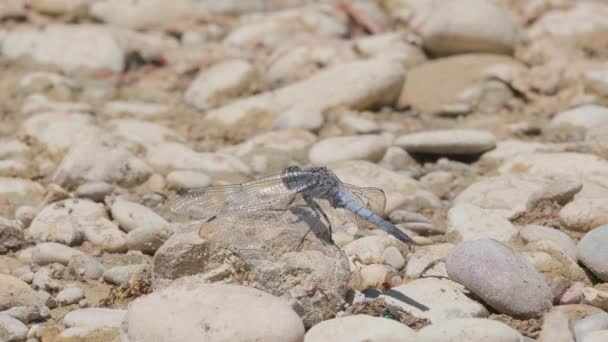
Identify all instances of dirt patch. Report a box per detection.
[343,297,431,330]
[99,267,153,307]
[511,200,563,228]
[490,313,543,339]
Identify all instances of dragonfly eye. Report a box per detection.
[283,166,301,173]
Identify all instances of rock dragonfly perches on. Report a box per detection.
[170,165,415,246]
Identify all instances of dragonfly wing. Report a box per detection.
[343,183,387,216]
[336,183,388,232]
[170,173,309,220]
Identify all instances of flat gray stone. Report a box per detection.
[395,129,496,155]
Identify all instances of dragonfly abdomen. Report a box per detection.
[340,191,414,246]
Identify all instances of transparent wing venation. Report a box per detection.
[170,171,315,220]
[343,183,387,216]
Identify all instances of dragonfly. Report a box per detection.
[170,165,415,246]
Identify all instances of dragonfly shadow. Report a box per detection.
[381,288,431,312]
[287,205,333,246]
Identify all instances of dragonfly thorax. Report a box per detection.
[305,166,343,201]
[281,166,342,200]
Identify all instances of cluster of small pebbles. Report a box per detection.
[1,0,608,341]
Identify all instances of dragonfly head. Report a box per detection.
[307,166,338,180]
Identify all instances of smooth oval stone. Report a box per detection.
[577,225,608,281]
[446,238,552,318]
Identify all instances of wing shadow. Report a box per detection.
[381,288,430,312]
[287,205,333,246]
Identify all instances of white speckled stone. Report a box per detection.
[122,283,304,342]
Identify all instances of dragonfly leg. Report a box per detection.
[303,195,333,244]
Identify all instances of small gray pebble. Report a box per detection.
[67,255,104,280]
[56,286,85,306]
